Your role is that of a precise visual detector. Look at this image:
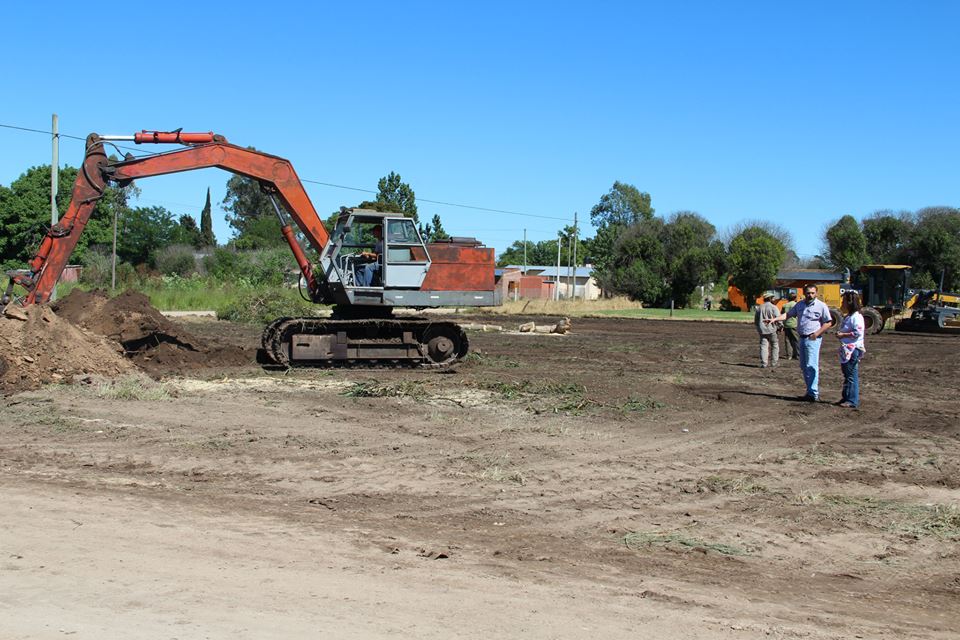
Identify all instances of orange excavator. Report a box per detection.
[2,130,499,367]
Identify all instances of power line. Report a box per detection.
[2,122,574,224]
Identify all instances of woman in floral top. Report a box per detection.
[835,291,866,408]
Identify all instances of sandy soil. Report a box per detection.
[1,314,958,639]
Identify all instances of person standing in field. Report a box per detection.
[767,284,834,401]
[781,290,800,360]
[835,291,866,409]
[754,291,780,368]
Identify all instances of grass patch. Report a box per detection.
[698,475,769,494]
[462,352,521,368]
[475,379,593,414]
[95,376,171,401]
[470,296,644,317]
[596,308,753,323]
[781,448,852,466]
[460,453,526,485]
[623,530,748,556]
[797,493,960,540]
[621,396,665,414]
[341,380,428,400]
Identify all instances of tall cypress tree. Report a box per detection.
[200,187,216,247]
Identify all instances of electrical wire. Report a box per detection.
[1,121,575,224]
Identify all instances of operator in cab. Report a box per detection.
[356,225,383,287]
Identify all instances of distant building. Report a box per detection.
[498,265,600,300]
[60,265,83,283]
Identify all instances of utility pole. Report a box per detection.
[567,232,573,301]
[112,207,118,291]
[555,231,562,301]
[522,228,527,275]
[572,212,578,300]
[50,114,59,301]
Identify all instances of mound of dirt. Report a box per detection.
[53,290,250,376]
[0,304,133,393]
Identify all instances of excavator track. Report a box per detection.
[260,317,469,369]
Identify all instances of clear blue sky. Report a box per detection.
[2,1,958,260]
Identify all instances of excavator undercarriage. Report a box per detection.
[261,316,469,368]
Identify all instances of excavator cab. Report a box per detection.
[326,210,431,292]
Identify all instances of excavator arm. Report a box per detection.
[5,131,329,306]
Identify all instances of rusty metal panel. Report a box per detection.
[421,245,494,292]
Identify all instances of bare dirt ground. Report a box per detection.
[1,309,958,639]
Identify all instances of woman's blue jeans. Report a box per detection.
[840,349,861,407]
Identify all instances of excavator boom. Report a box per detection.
[7,132,326,306]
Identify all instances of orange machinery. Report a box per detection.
[3,130,499,367]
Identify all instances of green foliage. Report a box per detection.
[907,207,960,291]
[728,226,786,306]
[0,164,115,267]
[606,218,668,303]
[116,205,178,266]
[588,182,655,278]
[595,211,722,306]
[171,214,205,249]
[78,249,138,289]
[200,187,216,247]
[825,214,869,273]
[230,215,286,250]
[661,212,721,306]
[623,531,748,556]
[203,246,292,287]
[910,270,937,290]
[154,244,198,276]
[496,228,586,269]
[222,157,277,238]
[421,213,450,242]
[863,210,912,264]
[358,171,418,222]
[589,181,654,227]
[216,288,318,324]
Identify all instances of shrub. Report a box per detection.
[154,244,197,277]
[216,288,318,324]
[203,247,294,287]
[80,249,138,288]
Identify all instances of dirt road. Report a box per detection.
[2,316,958,638]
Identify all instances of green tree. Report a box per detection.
[588,182,655,284]
[497,239,554,267]
[0,164,117,269]
[604,218,668,304]
[589,181,654,227]
[661,212,722,306]
[907,207,960,291]
[862,210,912,265]
[172,214,205,249]
[231,215,288,250]
[496,228,585,269]
[420,213,450,242]
[824,214,870,273]
[358,171,418,222]
[727,226,787,308]
[200,187,216,247]
[222,153,277,238]
[116,205,178,266]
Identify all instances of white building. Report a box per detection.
[505,265,600,300]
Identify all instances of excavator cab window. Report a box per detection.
[385,219,427,263]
